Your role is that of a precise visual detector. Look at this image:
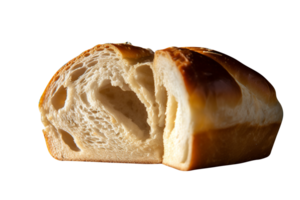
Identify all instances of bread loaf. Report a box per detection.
[39,43,283,170]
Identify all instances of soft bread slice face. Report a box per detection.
[154,47,283,170]
[39,44,163,163]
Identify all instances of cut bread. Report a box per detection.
[39,43,283,170]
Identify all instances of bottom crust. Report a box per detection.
[186,123,281,170]
[44,122,281,170]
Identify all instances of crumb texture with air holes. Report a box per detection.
[39,44,163,163]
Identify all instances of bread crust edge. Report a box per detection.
[188,122,281,171]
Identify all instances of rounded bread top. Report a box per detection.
[156,46,278,109]
[156,47,242,109]
[184,47,278,106]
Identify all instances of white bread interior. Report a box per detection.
[40,44,163,163]
[38,44,284,171]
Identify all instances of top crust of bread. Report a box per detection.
[156,46,279,107]
[156,47,242,107]
[185,47,278,106]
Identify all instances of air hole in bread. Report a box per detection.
[80,93,90,106]
[86,139,93,144]
[70,67,87,82]
[87,61,98,67]
[54,76,60,82]
[107,49,114,53]
[135,65,155,96]
[99,83,150,139]
[72,63,83,70]
[101,53,110,57]
[156,86,168,128]
[92,128,107,139]
[165,95,178,138]
[89,116,95,120]
[58,129,81,152]
[91,55,99,59]
[51,86,67,110]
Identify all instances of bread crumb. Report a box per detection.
[110,115,116,124]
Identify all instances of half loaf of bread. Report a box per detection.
[39,43,283,170]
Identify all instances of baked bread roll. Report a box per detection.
[39,43,283,170]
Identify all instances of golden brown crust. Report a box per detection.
[187,123,281,170]
[163,123,281,171]
[112,43,154,60]
[156,47,242,109]
[184,47,278,105]
[43,130,60,160]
